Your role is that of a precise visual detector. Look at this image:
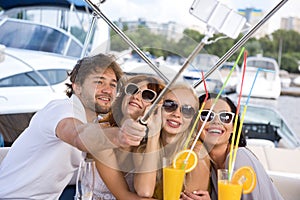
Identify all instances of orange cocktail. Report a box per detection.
[218,180,242,200]
[218,169,243,200]
[163,167,185,200]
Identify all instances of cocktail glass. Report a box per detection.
[163,166,185,200]
[75,158,95,200]
[218,169,242,200]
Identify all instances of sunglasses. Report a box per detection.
[162,99,196,119]
[200,110,235,124]
[125,83,157,102]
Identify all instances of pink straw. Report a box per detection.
[189,47,245,155]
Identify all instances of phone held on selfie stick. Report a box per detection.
[189,0,246,39]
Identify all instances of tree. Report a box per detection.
[258,35,276,55]
[108,22,300,73]
[281,53,299,73]
[272,30,300,53]
[205,34,235,57]
[244,38,262,56]
[269,30,300,72]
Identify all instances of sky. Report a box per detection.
[99,0,299,34]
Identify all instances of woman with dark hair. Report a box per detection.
[181,93,283,200]
[199,93,247,148]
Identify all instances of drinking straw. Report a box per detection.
[181,71,208,170]
[182,47,245,169]
[230,68,276,174]
[228,50,248,179]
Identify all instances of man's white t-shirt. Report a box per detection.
[0,95,86,199]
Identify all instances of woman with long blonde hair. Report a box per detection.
[133,83,209,199]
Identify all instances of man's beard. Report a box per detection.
[94,103,110,114]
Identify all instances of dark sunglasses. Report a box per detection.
[200,110,235,124]
[125,83,157,102]
[162,99,196,119]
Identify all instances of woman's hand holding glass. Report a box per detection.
[180,190,211,200]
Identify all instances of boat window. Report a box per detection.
[242,105,281,126]
[0,20,68,55]
[189,54,220,71]
[0,72,45,86]
[66,40,83,57]
[281,120,293,137]
[37,69,70,85]
[242,105,300,147]
[0,69,69,87]
[247,60,275,70]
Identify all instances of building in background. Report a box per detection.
[238,7,269,38]
[280,17,300,33]
[115,18,186,42]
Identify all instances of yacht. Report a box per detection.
[236,56,281,99]
[241,103,300,200]
[0,0,109,145]
[0,1,299,200]
[182,53,223,95]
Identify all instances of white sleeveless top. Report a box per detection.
[93,170,134,200]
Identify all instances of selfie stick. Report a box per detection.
[140,0,249,124]
[193,0,289,89]
[140,31,214,124]
[84,0,169,83]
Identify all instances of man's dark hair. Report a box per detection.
[66,54,123,97]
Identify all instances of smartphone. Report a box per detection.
[189,0,246,39]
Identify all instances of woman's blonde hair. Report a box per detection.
[161,82,199,162]
[150,83,199,199]
[135,83,199,159]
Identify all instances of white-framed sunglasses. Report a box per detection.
[124,83,157,102]
[200,110,235,124]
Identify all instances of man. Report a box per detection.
[0,54,147,199]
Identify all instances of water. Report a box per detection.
[277,95,300,136]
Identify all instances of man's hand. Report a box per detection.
[145,104,162,138]
[117,118,147,148]
[76,119,147,153]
